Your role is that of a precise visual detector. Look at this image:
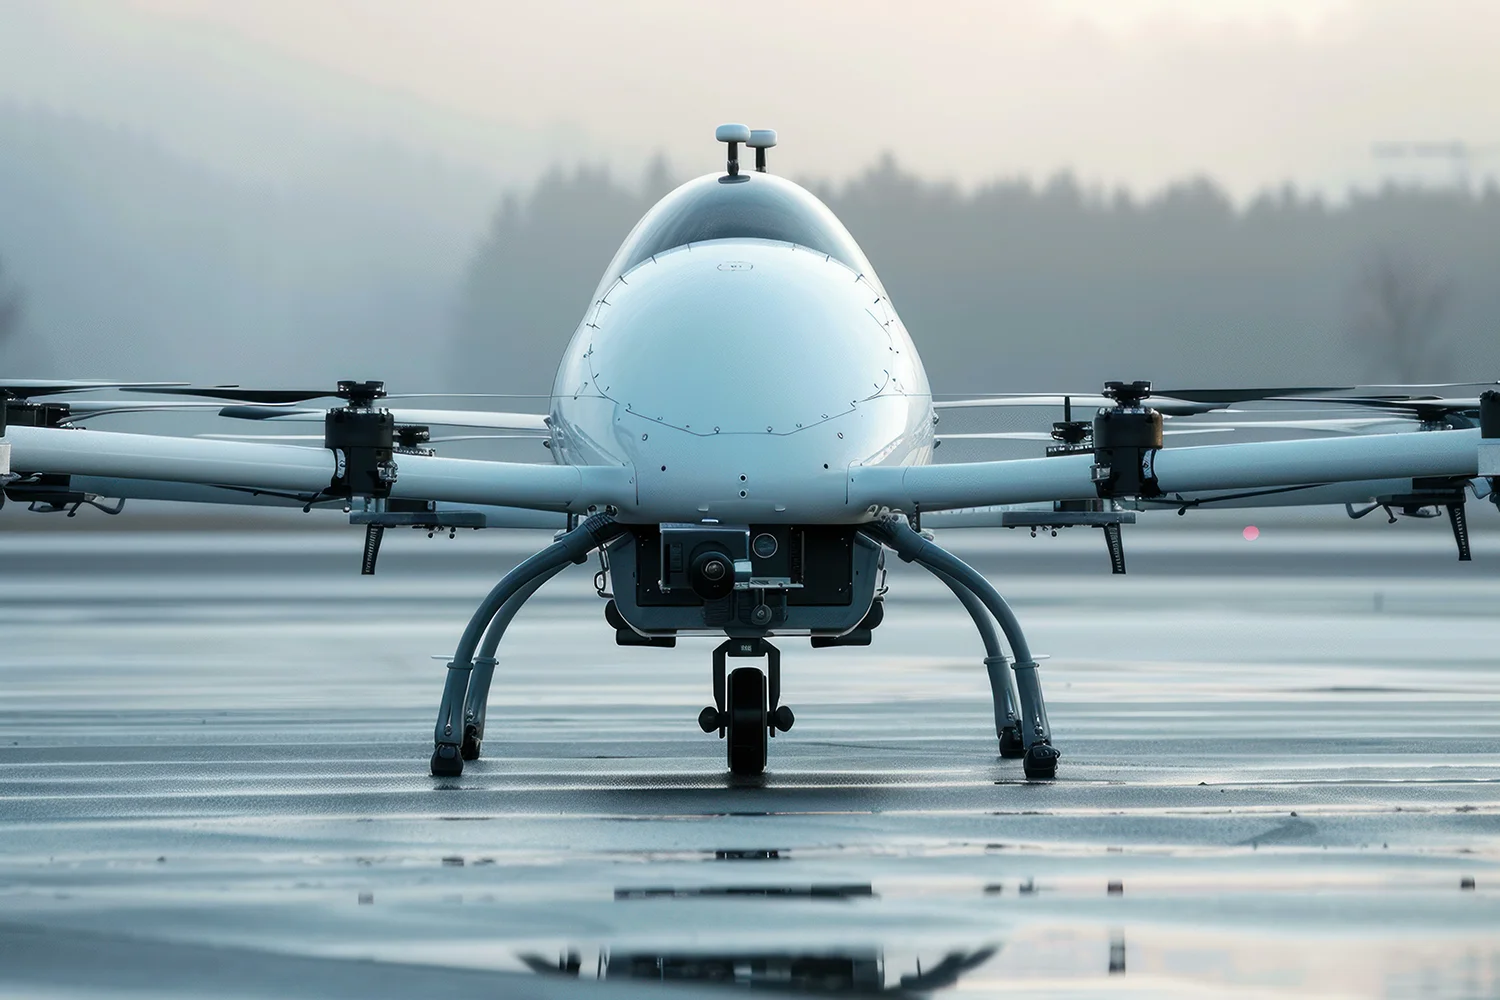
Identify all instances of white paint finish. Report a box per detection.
[1153,428,1481,492]
[551,237,932,521]
[5,425,335,493]
[1480,441,1500,477]
[851,430,1483,513]
[390,454,633,512]
[0,439,9,478]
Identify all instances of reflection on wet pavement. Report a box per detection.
[1,528,1499,998]
[522,945,998,995]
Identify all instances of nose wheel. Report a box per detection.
[699,638,793,776]
[727,667,768,774]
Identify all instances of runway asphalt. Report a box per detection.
[1,523,1497,998]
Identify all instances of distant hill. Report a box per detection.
[0,105,494,386]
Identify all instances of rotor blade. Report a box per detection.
[123,386,340,403]
[1165,417,1419,434]
[935,395,1113,409]
[124,387,561,403]
[1338,381,1500,391]
[197,432,545,443]
[383,393,552,400]
[1,380,189,399]
[1151,385,1346,403]
[1276,395,1485,411]
[938,428,1233,441]
[195,434,323,442]
[933,395,1225,417]
[55,400,272,422]
[218,405,549,432]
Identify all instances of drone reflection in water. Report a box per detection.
[520,941,1000,996]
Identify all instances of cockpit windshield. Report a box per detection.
[600,172,874,288]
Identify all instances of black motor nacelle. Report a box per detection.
[1090,381,1164,499]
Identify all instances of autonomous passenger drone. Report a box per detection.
[3,124,1498,782]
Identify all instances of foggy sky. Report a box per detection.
[2,1,1496,394]
[85,0,1500,196]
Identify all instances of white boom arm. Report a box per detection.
[6,426,635,513]
[850,429,1483,512]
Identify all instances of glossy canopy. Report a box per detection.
[597,172,875,293]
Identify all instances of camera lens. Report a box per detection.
[752,533,778,559]
[689,549,735,600]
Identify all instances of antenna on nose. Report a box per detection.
[715,123,751,176]
[747,129,777,173]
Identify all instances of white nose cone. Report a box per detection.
[715,123,751,143]
[747,129,777,149]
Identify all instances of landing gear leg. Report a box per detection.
[430,514,625,777]
[461,569,565,760]
[933,569,1023,757]
[865,518,1060,780]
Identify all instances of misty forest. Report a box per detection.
[3,106,1498,397]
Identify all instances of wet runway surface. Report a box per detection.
[2,525,1499,998]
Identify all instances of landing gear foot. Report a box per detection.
[1022,742,1060,780]
[431,743,464,777]
[460,724,483,761]
[999,726,1025,758]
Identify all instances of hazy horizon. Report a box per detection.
[4,1,1499,198]
[2,1,1497,395]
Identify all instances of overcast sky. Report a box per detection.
[113,0,1500,196]
[3,0,1497,196]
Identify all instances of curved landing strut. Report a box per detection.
[430,514,626,777]
[460,565,567,760]
[931,568,1026,758]
[430,514,1057,780]
[862,518,1060,780]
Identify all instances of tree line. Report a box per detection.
[453,158,1500,395]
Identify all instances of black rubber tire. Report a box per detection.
[460,724,483,761]
[999,726,1026,759]
[1022,742,1060,781]
[430,743,464,777]
[726,666,768,776]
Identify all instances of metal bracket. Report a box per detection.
[1448,502,1472,562]
[711,638,782,737]
[349,510,486,529]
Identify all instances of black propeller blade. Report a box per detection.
[1,380,188,400]
[1152,386,1346,403]
[123,386,347,404]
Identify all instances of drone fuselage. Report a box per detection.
[549,173,934,524]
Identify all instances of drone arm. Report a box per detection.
[6,426,635,514]
[1151,428,1479,493]
[852,429,1482,512]
[388,453,633,512]
[6,425,333,493]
